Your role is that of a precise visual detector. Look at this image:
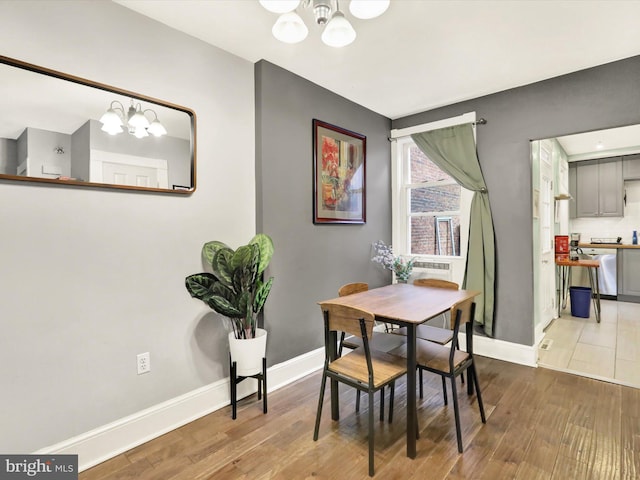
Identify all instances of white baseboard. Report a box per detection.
[460,332,538,367]
[36,348,325,473]
[36,334,536,473]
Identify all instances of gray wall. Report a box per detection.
[0,1,255,453]
[393,55,640,345]
[0,137,17,174]
[71,121,90,181]
[19,127,72,178]
[255,61,392,364]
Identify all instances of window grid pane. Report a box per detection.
[410,184,461,214]
[402,142,463,257]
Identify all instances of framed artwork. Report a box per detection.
[313,119,366,224]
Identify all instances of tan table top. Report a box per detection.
[318,283,480,325]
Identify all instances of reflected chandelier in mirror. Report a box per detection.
[0,55,196,193]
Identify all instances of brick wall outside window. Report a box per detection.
[409,146,461,256]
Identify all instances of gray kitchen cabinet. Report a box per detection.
[623,153,640,180]
[574,157,623,217]
[568,163,577,219]
[618,249,640,302]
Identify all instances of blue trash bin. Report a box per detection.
[570,286,591,318]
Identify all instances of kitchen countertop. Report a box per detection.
[579,243,640,249]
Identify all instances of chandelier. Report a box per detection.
[259,0,390,48]
[99,99,167,138]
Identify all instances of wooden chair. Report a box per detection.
[314,304,407,476]
[392,278,459,345]
[389,300,486,453]
[337,283,406,420]
[391,278,466,397]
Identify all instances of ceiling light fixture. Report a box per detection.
[99,99,167,138]
[260,0,389,48]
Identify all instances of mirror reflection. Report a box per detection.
[0,56,195,193]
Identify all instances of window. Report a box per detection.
[400,141,462,256]
[390,113,475,286]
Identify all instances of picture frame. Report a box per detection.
[313,119,366,224]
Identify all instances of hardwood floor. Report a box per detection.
[80,356,639,479]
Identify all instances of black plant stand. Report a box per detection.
[229,355,267,420]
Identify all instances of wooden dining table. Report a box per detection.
[318,282,480,459]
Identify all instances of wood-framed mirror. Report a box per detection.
[0,55,196,193]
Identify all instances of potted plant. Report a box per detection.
[185,233,274,376]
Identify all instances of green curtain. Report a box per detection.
[411,123,496,337]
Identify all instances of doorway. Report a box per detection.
[532,133,640,389]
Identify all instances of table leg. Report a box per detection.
[406,324,417,459]
[558,266,571,314]
[556,264,562,318]
[588,267,601,323]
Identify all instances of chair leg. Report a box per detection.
[368,390,375,477]
[356,390,361,412]
[262,357,268,414]
[441,376,448,405]
[388,382,395,424]
[471,362,486,423]
[379,386,385,422]
[449,375,464,453]
[313,373,328,441]
[230,358,237,420]
[419,369,424,399]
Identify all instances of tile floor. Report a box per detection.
[538,298,640,388]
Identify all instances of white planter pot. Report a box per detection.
[228,328,267,377]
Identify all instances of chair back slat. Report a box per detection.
[413,278,459,290]
[338,282,369,297]
[452,298,474,327]
[322,303,375,339]
[414,278,461,330]
[450,301,476,364]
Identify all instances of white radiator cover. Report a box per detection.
[409,260,453,282]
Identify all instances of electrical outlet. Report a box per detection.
[137,352,151,375]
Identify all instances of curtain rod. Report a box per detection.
[388,117,487,142]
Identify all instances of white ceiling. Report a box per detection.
[556,124,640,161]
[115,0,640,120]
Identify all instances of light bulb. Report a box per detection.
[128,109,150,129]
[133,126,149,139]
[349,0,390,19]
[272,12,308,43]
[147,120,167,137]
[99,109,123,128]
[101,123,123,135]
[259,0,300,14]
[321,11,356,47]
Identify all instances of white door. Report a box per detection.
[539,141,556,328]
[102,162,159,188]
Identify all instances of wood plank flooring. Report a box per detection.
[79,356,639,479]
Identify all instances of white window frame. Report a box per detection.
[389,112,476,284]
